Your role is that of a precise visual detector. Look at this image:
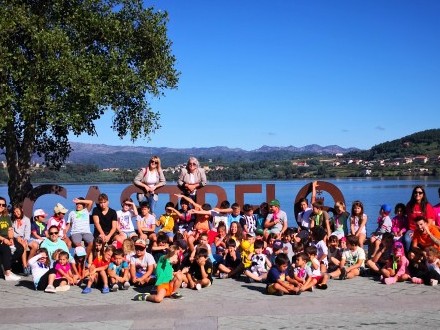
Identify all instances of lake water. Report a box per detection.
[1,177,439,235]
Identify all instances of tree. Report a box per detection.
[0,0,179,205]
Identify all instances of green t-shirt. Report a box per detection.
[155,255,173,286]
[0,215,12,237]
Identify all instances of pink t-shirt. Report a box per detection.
[55,262,71,279]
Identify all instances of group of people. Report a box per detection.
[1,155,440,301]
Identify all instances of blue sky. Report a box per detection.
[70,0,440,151]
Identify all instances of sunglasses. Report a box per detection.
[0,203,6,207]
[135,246,145,251]
[414,191,424,195]
[150,160,158,164]
[188,162,197,166]
[49,231,59,235]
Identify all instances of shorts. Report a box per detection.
[120,231,137,238]
[157,282,175,297]
[312,275,324,283]
[266,283,280,294]
[71,233,94,245]
[161,231,174,239]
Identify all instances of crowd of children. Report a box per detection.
[3,184,440,302]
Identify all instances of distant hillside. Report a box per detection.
[63,143,360,168]
[347,129,440,160]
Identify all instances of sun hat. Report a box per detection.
[54,203,68,214]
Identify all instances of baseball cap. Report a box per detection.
[54,203,68,214]
[135,238,147,248]
[269,199,280,207]
[381,204,392,213]
[33,209,47,217]
[273,239,283,251]
[74,246,87,257]
[255,228,264,236]
[246,232,256,237]
[393,241,404,257]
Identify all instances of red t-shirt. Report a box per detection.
[406,203,435,231]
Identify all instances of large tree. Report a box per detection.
[0,0,179,205]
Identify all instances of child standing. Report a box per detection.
[108,248,131,291]
[134,246,186,302]
[369,204,393,258]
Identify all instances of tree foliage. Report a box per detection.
[0,0,179,204]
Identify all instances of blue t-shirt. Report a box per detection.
[266,265,286,287]
[108,260,129,276]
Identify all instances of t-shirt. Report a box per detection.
[407,203,435,231]
[189,258,213,282]
[116,210,136,233]
[0,215,13,236]
[47,217,68,238]
[266,210,288,232]
[108,260,129,276]
[342,246,366,267]
[55,262,71,279]
[31,221,46,238]
[266,265,286,286]
[92,257,110,269]
[130,252,156,276]
[412,225,440,251]
[92,207,117,237]
[68,209,91,234]
[137,214,156,233]
[155,255,174,286]
[158,213,178,233]
[298,208,312,229]
[239,214,257,234]
[292,265,312,281]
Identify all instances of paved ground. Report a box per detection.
[1,273,440,330]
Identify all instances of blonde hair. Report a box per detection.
[123,238,135,254]
[149,156,162,170]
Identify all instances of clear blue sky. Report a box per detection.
[70,0,440,151]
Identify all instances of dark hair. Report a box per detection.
[312,200,323,209]
[311,226,327,242]
[231,203,240,209]
[220,200,230,209]
[275,253,289,266]
[113,248,124,257]
[296,252,309,262]
[195,247,208,259]
[346,234,359,246]
[157,232,169,244]
[243,204,253,212]
[407,185,429,213]
[202,203,212,211]
[139,201,150,209]
[227,238,237,248]
[58,251,69,259]
[394,203,406,215]
[254,239,264,249]
[165,201,175,209]
[305,245,317,256]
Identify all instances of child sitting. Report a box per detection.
[133,245,186,302]
[329,235,365,280]
[305,245,329,290]
[28,248,51,291]
[186,247,213,290]
[327,235,342,273]
[365,232,394,277]
[82,246,114,294]
[107,248,130,291]
[244,239,271,282]
[217,239,242,279]
[266,253,299,296]
[369,204,393,258]
[45,251,75,293]
[74,246,88,284]
[288,252,312,292]
[156,202,179,243]
[380,241,410,284]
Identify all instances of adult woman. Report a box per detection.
[177,157,207,202]
[12,205,31,274]
[404,185,435,252]
[0,197,23,281]
[133,155,166,216]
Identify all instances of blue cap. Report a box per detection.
[381,204,392,213]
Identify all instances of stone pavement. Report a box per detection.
[0,274,439,330]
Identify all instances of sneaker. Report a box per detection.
[317,283,328,290]
[430,279,438,286]
[111,284,119,292]
[82,287,92,294]
[411,277,423,284]
[384,277,396,285]
[339,267,347,280]
[122,281,130,290]
[307,286,314,292]
[56,285,70,292]
[5,272,21,281]
[219,272,228,279]
[275,291,284,296]
[244,277,254,283]
[23,266,32,276]
[102,286,110,294]
[133,293,150,301]
[170,292,184,299]
[181,282,188,288]
[195,283,202,291]
[44,285,56,293]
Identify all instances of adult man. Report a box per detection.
[264,199,288,238]
[412,216,440,252]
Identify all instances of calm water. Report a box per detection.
[1,177,439,235]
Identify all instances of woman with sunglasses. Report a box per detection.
[177,157,207,203]
[0,197,24,281]
[133,155,166,216]
[403,186,435,252]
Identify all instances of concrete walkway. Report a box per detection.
[0,274,439,329]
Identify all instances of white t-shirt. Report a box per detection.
[342,246,366,267]
[137,214,156,232]
[130,252,156,275]
[116,210,136,233]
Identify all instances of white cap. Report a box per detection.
[54,203,68,214]
[33,209,47,217]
